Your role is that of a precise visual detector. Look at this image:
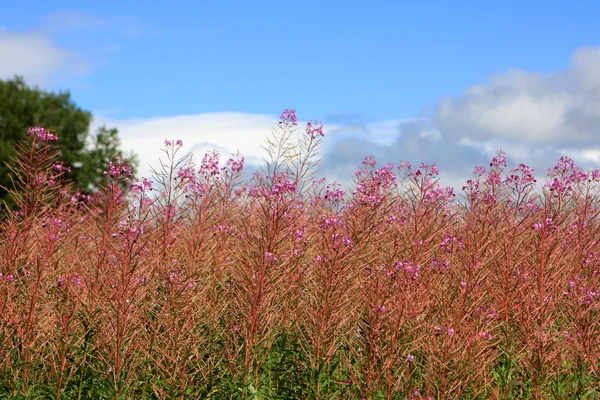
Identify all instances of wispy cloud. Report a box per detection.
[40,10,157,39]
[0,28,89,85]
[0,10,153,87]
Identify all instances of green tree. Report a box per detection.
[0,76,137,205]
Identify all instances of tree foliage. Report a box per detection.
[0,76,137,207]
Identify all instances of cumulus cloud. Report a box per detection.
[319,46,600,192]
[91,45,600,193]
[319,118,490,191]
[436,46,600,147]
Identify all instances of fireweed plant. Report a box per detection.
[0,114,599,399]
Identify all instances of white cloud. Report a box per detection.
[91,44,600,194]
[436,46,600,147]
[314,46,600,193]
[0,29,88,85]
[571,46,600,91]
[41,10,156,38]
[440,91,569,142]
[0,10,152,87]
[91,112,346,182]
[41,11,106,32]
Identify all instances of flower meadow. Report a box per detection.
[1,111,600,399]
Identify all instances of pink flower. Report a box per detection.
[226,154,245,173]
[27,126,58,141]
[103,160,133,178]
[279,109,298,125]
[305,120,324,138]
[362,156,377,167]
[490,151,507,169]
[200,151,221,177]
[131,177,153,194]
[440,234,466,253]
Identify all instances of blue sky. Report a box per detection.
[2,0,600,189]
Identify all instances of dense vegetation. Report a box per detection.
[0,76,136,211]
[0,110,599,399]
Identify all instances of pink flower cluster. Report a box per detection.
[319,213,345,230]
[27,126,58,141]
[305,120,324,139]
[131,177,153,194]
[440,234,466,253]
[164,139,183,147]
[199,151,221,177]
[545,156,590,196]
[247,172,297,200]
[226,154,245,173]
[353,159,397,205]
[279,109,297,126]
[508,163,537,186]
[56,274,83,287]
[323,184,346,203]
[103,160,133,178]
[52,162,71,173]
